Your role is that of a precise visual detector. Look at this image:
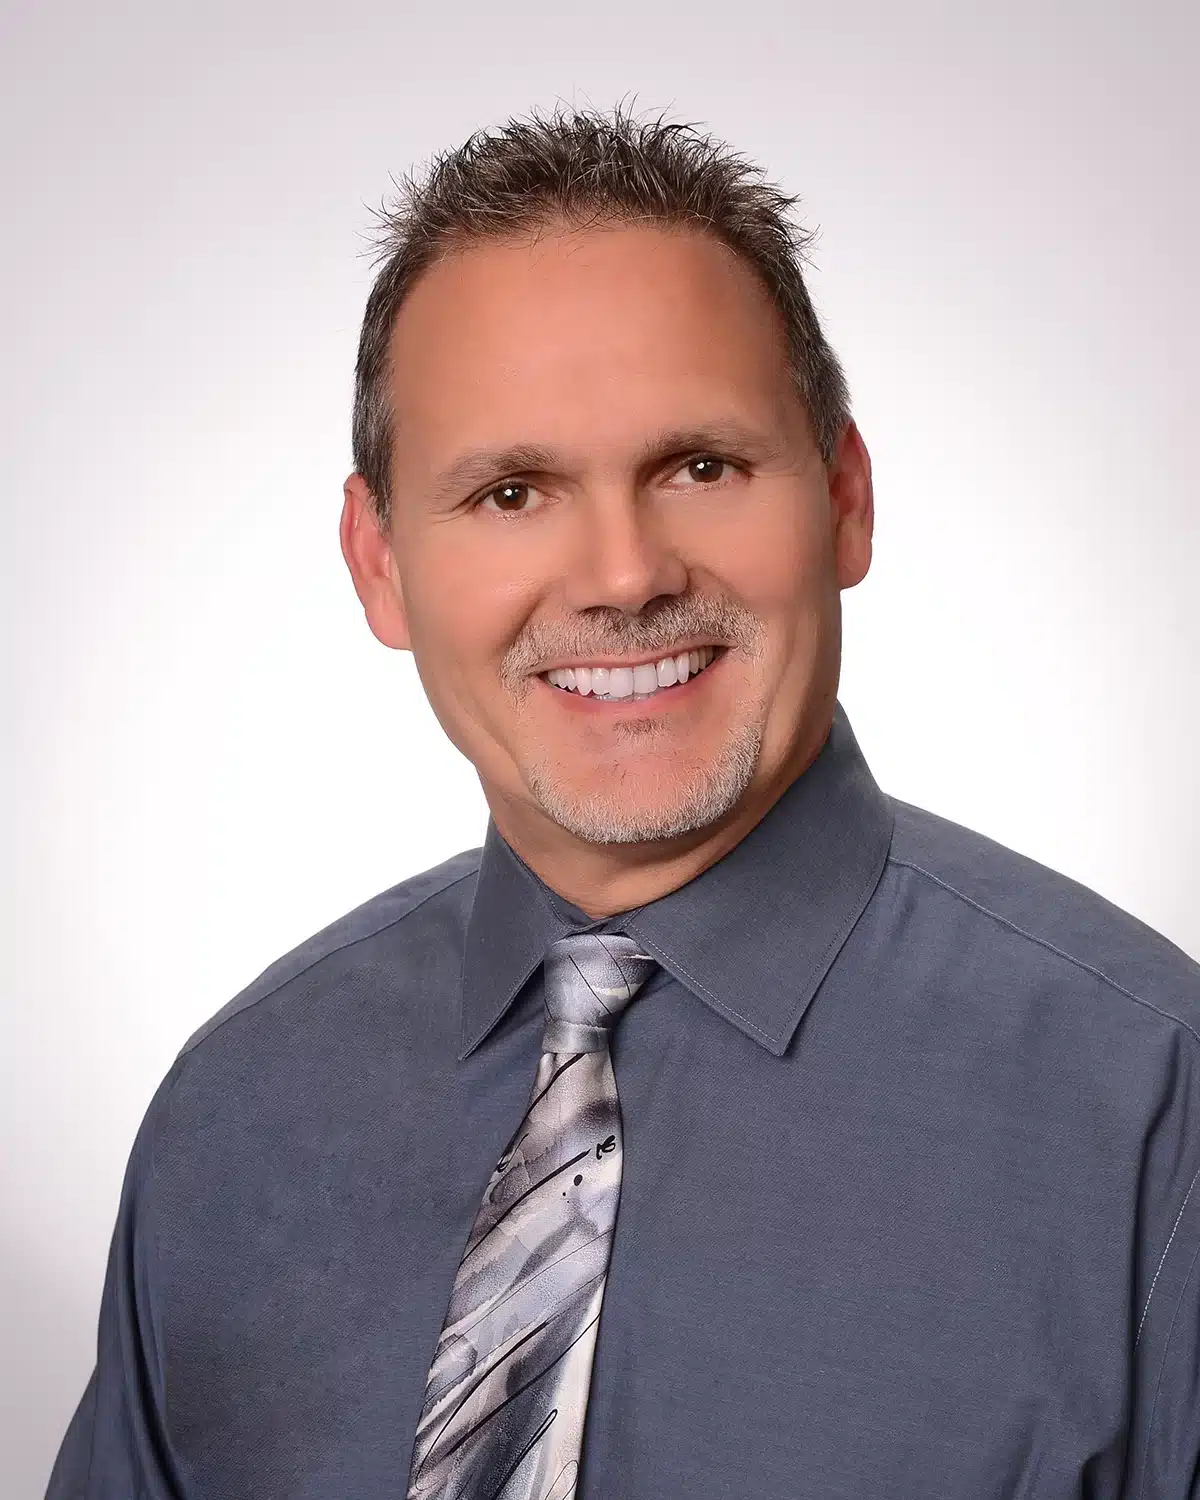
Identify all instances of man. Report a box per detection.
[47,102,1200,1500]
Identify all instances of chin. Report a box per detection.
[538,799,722,847]
[525,721,764,846]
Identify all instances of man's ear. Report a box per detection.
[339,473,412,650]
[829,420,874,591]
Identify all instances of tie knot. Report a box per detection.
[540,932,658,1054]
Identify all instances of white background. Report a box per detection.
[3,0,1197,1492]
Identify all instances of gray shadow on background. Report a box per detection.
[1,1228,96,1500]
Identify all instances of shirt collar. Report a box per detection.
[459,699,894,1060]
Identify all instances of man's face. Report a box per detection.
[353,222,871,847]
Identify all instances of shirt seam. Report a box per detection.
[1135,1229,1200,1499]
[1136,1164,1200,1348]
[179,862,480,1063]
[887,856,1200,1050]
[632,803,892,1054]
[891,853,1200,1346]
[641,940,779,1048]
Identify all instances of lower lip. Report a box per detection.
[535,650,726,714]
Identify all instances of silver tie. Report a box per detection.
[405,932,657,1500]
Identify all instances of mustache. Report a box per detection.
[502,595,764,680]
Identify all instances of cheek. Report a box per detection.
[711,501,830,618]
[400,532,536,689]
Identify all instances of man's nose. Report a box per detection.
[559,488,689,617]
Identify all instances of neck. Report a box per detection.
[485,711,833,919]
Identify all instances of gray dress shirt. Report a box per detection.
[46,702,1200,1499]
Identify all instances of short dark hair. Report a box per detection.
[352,100,851,529]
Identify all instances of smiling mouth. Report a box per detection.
[541,645,724,703]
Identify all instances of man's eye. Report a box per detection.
[475,454,738,514]
[670,454,738,485]
[478,481,543,515]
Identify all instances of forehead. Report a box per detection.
[385,223,797,465]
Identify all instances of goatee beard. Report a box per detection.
[523,718,763,845]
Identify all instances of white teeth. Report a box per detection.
[545,647,719,699]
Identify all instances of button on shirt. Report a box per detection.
[46,702,1200,1499]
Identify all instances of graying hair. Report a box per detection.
[352,100,852,529]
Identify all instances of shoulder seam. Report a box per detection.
[887,855,1200,1051]
[175,861,479,1064]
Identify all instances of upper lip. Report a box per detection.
[535,643,725,675]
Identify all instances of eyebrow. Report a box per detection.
[423,419,785,507]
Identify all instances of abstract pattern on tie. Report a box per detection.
[406,934,656,1500]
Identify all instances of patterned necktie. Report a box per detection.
[406,932,657,1500]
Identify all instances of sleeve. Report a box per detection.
[1128,1220,1200,1500]
[44,1063,191,1500]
